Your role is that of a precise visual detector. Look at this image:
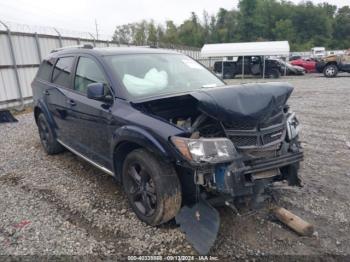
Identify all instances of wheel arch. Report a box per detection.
[111,126,174,182]
[325,61,338,68]
[113,141,141,183]
[33,101,57,136]
[34,106,42,124]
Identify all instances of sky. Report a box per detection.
[0,0,349,37]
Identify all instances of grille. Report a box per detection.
[229,136,258,147]
[223,111,286,148]
[223,121,256,130]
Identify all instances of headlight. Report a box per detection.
[171,137,236,164]
[286,112,301,140]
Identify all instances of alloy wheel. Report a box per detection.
[126,163,157,217]
[325,67,335,76]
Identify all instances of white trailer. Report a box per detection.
[201,41,290,79]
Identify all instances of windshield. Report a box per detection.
[106,53,224,99]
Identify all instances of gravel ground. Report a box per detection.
[0,73,350,260]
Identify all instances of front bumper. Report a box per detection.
[212,150,303,198]
[243,151,303,175]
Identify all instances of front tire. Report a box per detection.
[122,149,182,226]
[323,64,338,77]
[37,113,64,155]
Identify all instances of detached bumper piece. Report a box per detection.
[176,199,220,255]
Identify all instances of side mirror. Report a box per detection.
[87,83,109,101]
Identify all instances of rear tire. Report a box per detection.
[37,113,64,155]
[267,69,281,79]
[323,64,338,77]
[122,149,182,226]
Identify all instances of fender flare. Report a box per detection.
[34,99,58,138]
[111,125,173,180]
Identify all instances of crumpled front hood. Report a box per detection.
[191,82,293,125]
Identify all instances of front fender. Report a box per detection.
[111,125,175,180]
[112,125,171,157]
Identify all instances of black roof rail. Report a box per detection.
[51,44,93,53]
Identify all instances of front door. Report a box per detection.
[65,55,117,170]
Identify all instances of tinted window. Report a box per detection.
[74,57,107,94]
[52,57,75,87]
[37,59,54,81]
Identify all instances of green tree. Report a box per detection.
[237,0,261,41]
[215,8,239,42]
[291,2,333,49]
[273,19,296,41]
[133,20,147,45]
[202,10,210,43]
[333,6,350,49]
[178,12,204,47]
[112,1,350,51]
[113,24,133,44]
[157,24,165,45]
[162,20,179,44]
[147,20,158,45]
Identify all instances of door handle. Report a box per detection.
[43,90,50,96]
[67,99,76,106]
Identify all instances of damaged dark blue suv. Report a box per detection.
[32,46,303,253]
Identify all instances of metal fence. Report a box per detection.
[0,21,201,110]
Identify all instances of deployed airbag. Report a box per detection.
[123,68,168,96]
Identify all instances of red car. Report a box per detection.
[290,59,316,73]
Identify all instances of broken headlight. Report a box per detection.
[171,137,236,164]
[286,112,301,141]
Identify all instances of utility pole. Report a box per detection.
[95,19,99,40]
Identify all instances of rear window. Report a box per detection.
[52,57,75,87]
[37,59,54,82]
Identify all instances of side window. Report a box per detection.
[74,57,107,94]
[52,57,75,87]
[37,59,54,82]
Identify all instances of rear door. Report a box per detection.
[65,55,116,169]
[45,56,76,143]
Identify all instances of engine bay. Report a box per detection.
[133,95,225,138]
